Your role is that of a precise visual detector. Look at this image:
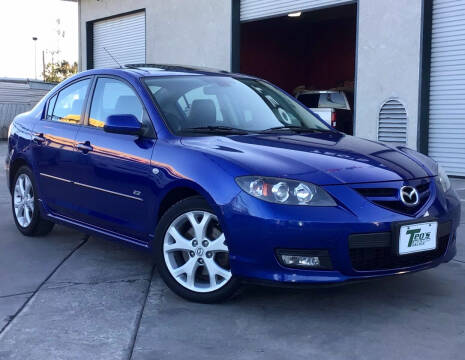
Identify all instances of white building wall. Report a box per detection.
[355,0,423,150]
[79,0,232,71]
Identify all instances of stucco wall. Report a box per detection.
[79,0,232,71]
[355,0,423,149]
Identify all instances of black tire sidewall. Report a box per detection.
[153,196,240,303]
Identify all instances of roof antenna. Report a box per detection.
[103,47,122,68]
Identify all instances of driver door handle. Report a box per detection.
[33,133,45,144]
[76,141,93,153]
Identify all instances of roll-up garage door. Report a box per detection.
[428,0,465,176]
[240,0,355,21]
[93,11,145,69]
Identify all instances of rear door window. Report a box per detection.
[49,79,91,124]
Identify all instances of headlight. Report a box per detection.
[235,176,337,206]
[437,164,451,193]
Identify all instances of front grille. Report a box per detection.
[353,178,432,216]
[373,200,426,215]
[349,222,451,271]
[355,188,398,197]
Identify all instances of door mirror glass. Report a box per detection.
[103,114,142,135]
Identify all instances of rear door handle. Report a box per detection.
[76,141,93,153]
[33,133,45,144]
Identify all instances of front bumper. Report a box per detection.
[222,181,461,285]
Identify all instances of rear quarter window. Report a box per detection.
[46,94,58,120]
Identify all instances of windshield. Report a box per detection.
[144,76,330,135]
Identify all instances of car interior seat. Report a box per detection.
[188,99,217,128]
[114,95,143,121]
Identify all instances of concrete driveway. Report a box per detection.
[0,141,463,360]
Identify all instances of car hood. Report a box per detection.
[180,132,435,185]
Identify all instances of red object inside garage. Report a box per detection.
[240,5,356,94]
[240,5,357,134]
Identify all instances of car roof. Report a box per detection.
[45,64,260,102]
[78,64,252,79]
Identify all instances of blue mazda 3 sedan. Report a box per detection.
[6,65,461,302]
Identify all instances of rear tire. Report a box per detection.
[154,196,240,303]
[12,166,54,236]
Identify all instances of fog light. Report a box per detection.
[276,249,333,270]
[281,255,320,267]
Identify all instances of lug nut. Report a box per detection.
[198,258,204,264]
[202,240,209,247]
[192,240,198,247]
[189,251,195,257]
[206,252,212,258]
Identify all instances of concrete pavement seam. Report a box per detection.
[0,234,89,336]
[43,276,152,291]
[0,291,33,300]
[128,263,157,360]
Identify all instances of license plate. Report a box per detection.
[398,221,438,255]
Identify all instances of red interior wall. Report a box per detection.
[240,14,356,94]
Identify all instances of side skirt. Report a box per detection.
[40,201,150,250]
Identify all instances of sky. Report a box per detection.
[0,0,78,79]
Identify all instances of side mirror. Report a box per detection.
[103,114,142,136]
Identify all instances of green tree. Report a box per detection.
[43,60,78,83]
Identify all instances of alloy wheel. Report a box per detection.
[13,174,35,228]
[163,210,232,293]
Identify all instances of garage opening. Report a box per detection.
[240,4,357,135]
[91,11,146,69]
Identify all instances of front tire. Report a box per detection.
[12,166,54,236]
[154,196,240,303]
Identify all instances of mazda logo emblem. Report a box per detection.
[400,186,420,207]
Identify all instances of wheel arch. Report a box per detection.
[157,186,201,221]
[156,181,220,221]
[9,156,30,193]
[150,180,229,248]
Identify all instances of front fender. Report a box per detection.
[149,140,243,241]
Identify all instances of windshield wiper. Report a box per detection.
[260,126,331,133]
[183,126,251,135]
